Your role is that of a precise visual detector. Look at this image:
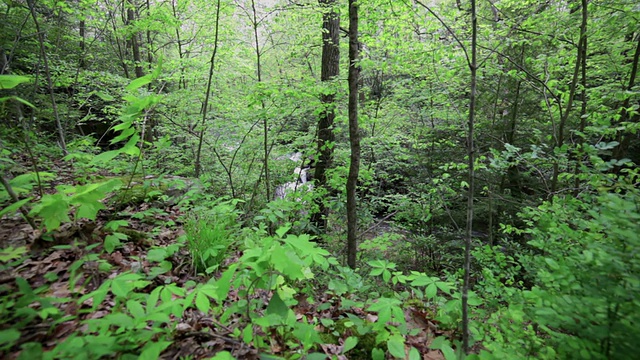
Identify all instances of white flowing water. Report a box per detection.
[275,166,313,199]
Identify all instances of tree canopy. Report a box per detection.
[1,0,639,358]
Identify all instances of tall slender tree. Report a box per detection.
[312,0,340,231]
[462,0,477,352]
[26,0,67,155]
[346,0,360,269]
[195,0,222,177]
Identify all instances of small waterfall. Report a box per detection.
[275,167,312,199]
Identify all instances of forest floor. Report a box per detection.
[0,157,449,359]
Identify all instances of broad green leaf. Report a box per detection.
[104,234,121,254]
[410,274,434,287]
[371,348,385,360]
[126,74,153,91]
[126,299,145,319]
[0,197,32,218]
[0,96,35,107]
[215,263,237,300]
[306,354,327,360]
[387,334,406,358]
[195,290,211,313]
[90,150,121,165]
[138,341,171,360]
[424,283,438,299]
[211,351,235,360]
[0,75,31,89]
[265,292,288,318]
[409,347,420,360]
[544,258,560,270]
[0,328,21,345]
[275,225,290,238]
[30,193,70,231]
[342,336,358,353]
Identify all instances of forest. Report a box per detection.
[0,0,639,358]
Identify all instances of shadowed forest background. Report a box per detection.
[1,0,639,359]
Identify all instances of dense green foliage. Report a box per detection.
[1,0,639,358]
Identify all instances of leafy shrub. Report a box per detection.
[476,186,640,359]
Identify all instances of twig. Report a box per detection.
[358,210,398,238]
[0,174,37,230]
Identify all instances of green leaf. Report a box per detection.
[90,150,121,165]
[410,274,434,287]
[0,328,21,346]
[104,234,121,254]
[343,336,358,353]
[127,299,145,319]
[425,283,438,299]
[0,96,35,108]
[0,197,32,218]
[195,290,211,313]
[544,258,560,270]
[275,225,290,238]
[387,334,406,358]
[138,341,172,360]
[306,354,327,360]
[0,75,31,89]
[30,193,70,231]
[371,348,385,360]
[408,347,420,360]
[429,336,457,359]
[215,264,237,300]
[265,292,289,318]
[126,74,153,91]
[211,351,235,360]
[0,246,27,262]
[111,273,142,297]
[95,91,115,101]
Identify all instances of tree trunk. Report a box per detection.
[462,0,477,353]
[612,35,640,161]
[195,0,221,177]
[574,0,588,194]
[26,0,67,155]
[550,2,587,195]
[79,19,86,69]
[346,0,360,269]
[312,0,340,231]
[127,0,145,79]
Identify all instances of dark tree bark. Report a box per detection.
[346,0,360,269]
[79,19,86,69]
[312,0,340,231]
[574,0,588,194]
[195,0,221,177]
[26,0,67,155]
[551,1,587,195]
[462,0,477,353]
[171,0,186,90]
[612,35,640,161]
[127,0,145,79]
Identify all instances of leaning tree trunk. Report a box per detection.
[26,0,67,155]
[195,0,221,177]
[550,1,587,195]
[312,0,340,231]
[346,0,360,269]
